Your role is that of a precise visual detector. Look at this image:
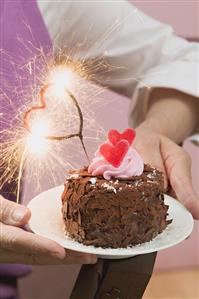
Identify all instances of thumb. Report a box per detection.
[134,134,168,188]
[0,195,31,226]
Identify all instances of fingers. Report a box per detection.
[0,223,97,265]
[172,175,199,219]
[0,195,31,226]
[0,248,64,265]
[0,248,97,265]
[63,250,97,265]
[1,222,66,258]
[162,138,199,219]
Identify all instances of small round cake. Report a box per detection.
[61,128,171,248]
[61,165,170,248]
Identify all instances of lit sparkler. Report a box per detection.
[23,81,89,160]
[0,55,106,205]
[15,67,90,203]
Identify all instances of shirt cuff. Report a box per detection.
[129,60,199,128]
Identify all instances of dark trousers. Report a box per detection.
[70,252,157,299]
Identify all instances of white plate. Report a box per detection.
[28,185,194,259]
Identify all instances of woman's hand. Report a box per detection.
[0,195,97,265]
[134,130,199,219]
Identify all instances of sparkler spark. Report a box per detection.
[48,66,73,97]
[26,119,50,155]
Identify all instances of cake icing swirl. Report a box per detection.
[88,146,144,180]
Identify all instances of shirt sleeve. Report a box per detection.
[37,0,199,127]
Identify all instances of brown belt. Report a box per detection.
[70,252,157,299]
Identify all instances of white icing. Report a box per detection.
[102,183,117,194]
[69,174,79,179]
[90,177,97,185]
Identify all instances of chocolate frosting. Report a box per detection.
[61,165,171,248]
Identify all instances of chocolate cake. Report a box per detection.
[61,165,171,248]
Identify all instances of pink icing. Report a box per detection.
[88,147,144,180]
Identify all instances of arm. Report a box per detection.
[137,88,199,143]
[135,89,199,219]
[38,0,199,101]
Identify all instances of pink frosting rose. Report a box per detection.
[88,146,144,180]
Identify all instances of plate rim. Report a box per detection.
[27,185,194,257]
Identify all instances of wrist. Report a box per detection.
[136,116,174,141]
[136,88,199,143]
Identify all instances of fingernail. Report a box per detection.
[13,207,27,222]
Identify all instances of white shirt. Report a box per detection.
[37,0,199,127]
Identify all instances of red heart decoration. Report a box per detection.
[108,128,136,146]
[99,140,129,167]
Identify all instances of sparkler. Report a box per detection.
[0,55,106,205]
[23,83,90,159]
[15,67,90,204]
